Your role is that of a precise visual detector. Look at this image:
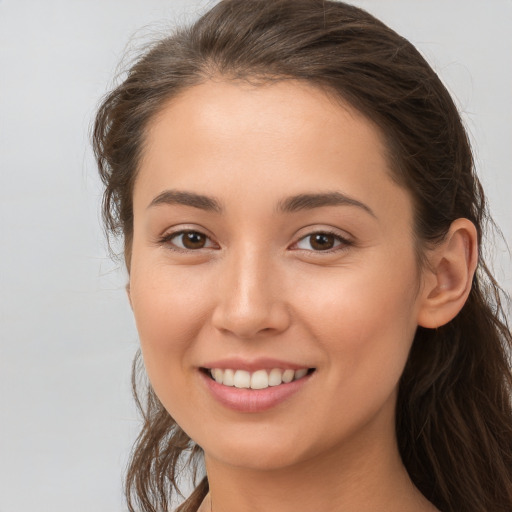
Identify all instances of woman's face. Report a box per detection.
[129,80,427,470]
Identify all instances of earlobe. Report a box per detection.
[417,218,478,329]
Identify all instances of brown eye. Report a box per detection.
[182,232,206,249]
[294,232,348,252]
[169,231,213,250]
[309,233,336,250]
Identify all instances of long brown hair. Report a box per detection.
[92,1,512,511]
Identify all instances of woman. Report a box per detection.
[92,1,512,511]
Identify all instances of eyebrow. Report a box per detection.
[147,190,222,212]
[147,189,375,218]
[276,192,376,218]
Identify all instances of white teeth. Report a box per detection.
[223,368,235,386]
[282,369,295,383]
[250,370,269,390]
[294,368,308,380]
[208,367,311,389]
[212,368,223,384]
[233,370,251,388]
[268,368,283,386]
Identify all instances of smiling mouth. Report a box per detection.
[202,367,316,390]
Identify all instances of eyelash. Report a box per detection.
[157,229,353,254]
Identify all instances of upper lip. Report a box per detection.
[201,357,314,372]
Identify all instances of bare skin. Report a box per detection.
[200,405,438,511]
[129,80,476,512]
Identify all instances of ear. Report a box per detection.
[417,218,478,329]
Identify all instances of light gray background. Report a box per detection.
[0,1,510,511]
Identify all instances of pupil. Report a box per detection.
[311,233,334,250]
[184,232,205,249]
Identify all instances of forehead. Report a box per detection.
[134,79,411,223]
[142,79,386,167]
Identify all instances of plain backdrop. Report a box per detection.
[0,1,510,511]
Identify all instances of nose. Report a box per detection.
[211,246,291,339]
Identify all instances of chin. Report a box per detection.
[195,424,326,472]
[205,443,307,472]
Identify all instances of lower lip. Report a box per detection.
[200,371,313,413]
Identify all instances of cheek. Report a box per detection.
[129,260,214,380]
[294,255,419,384]
[128,262,220,436]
